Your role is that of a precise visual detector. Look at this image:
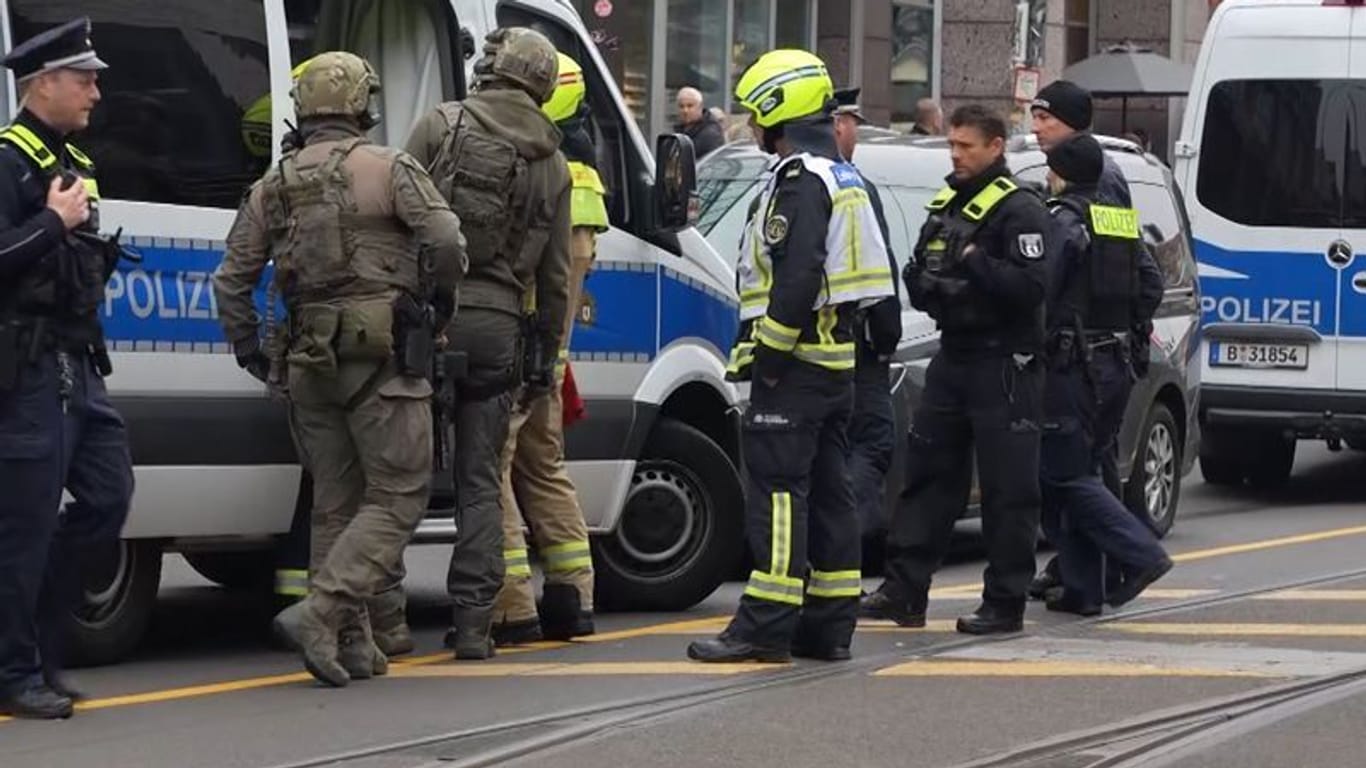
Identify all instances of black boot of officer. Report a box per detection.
[860,105,1050,636]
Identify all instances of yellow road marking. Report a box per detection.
[1171,525,1366,563]
[394,661,785,678]
[872,659,1276,678]
[1108,623,1366,638]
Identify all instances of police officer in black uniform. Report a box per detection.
[1039,134,1170,614]
[860,105,1049,635]
[831,88,903,537]
[0,18,133,719]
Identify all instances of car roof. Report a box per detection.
[700,127,1173,189]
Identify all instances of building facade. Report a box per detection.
[576,0,1214,158]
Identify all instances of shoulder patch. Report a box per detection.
[783,162,804,179]
[831,163,864,189]
[764,214,790,245]
[1017,233,1045,260]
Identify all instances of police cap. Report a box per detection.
[2,17,107,82]
[832,87,868,125]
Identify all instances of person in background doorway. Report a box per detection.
[910,98,943,136]
[674,86,725,158]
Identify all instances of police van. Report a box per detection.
[1,0,745,663]
[1176,0,1366,487]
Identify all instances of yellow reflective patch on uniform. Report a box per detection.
[82,177,99,200]
[926,186,956,211]
[65,142,95,169]
[962,177,1018,222]
[0,125,56,169]
[1089,204,1140,239]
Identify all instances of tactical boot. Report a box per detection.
[492,618,543,647]
[1027,557,1062,600]
[686,634,789,664]
[0,684,73,720]
[956,603,1024,635]
[338,615,389,679]
[273,596,350,687]
[270,601,305,651]
[858,583,928,627]
[1107,557,1173,608]
[367,587,415,657]
[447,608,496,660]
[43,672,85,703]
[1045,591,1102,617]
[538,584,595,641]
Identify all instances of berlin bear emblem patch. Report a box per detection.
[1018,233,1045,260]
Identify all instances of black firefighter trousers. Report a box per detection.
[883,351,1044,613]
[725,362,859,652]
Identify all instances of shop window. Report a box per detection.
[1065,0,1091,66]
[774,0,812,50]
[891,0,934,125]
[10,0,270,210]
[666,0,729,123]
[576,0,653,133]
[731,0,771,107]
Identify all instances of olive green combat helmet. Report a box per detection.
[472,27,558,104]
[291,51,382,127]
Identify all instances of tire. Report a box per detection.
[1126,403,1181,538]
[1246,433,1295,489]
[1198,425,1246,487]
[65,539,162,667]
[184,550,275,592]
[593,418,744,611]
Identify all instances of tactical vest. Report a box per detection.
[916,176,1019,330]
[0,122,107,328]
[1052,196,1142,332]
[264,138,420,370]
[730,153,894,373]
[429,103,532,285]
[568,160,608,232]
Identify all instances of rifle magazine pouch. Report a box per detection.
[336,299,395,362]
[286,304,341,375]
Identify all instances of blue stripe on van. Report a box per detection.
[1195,239,1336,336]
[100,243,743,358]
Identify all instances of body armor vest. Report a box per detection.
[0,122,107,333]
[1052,195,1142,333]
[916,176,1019,331]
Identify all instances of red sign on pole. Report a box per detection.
[594,0,613,18]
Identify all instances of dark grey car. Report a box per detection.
[697,129,1201,541]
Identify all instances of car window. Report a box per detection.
[1130,182,1194,290]
[1198,79,1352,229]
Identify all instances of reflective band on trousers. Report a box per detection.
[736,152,894,323]
[807,569,862,599]
[743,492,803,606]
[275,568,309,597]
[504,548,532,578]
[542,540,593,573]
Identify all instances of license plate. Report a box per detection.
[1209,342,1309,369]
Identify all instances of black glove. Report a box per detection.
[233,337,271,384]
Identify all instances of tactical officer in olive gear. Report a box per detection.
[1039,134,1169,615]
[492,50,604,646]
[405,27,572,660]
[0,17,132,721]
[861,105,1050,636]
[214,51,466,687]
[688,50,895,664]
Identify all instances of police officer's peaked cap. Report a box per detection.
[2,17,107,81]
[832,87,868,125]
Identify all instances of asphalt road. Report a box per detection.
[4,442,1365,768]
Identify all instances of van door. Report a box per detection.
[1188,6,1351,392]
[1337,8,1366,389]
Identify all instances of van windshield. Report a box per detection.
[1197,79,1359,230]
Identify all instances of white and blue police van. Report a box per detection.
[0,0,746,663]
[1176,0,1366,488]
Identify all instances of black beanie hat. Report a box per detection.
[1031,80,1093,131]
[1047,133,1104,185]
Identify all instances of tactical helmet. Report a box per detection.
[734,49,833,129]
[291,51,382,127]
[543,51,585,123]
[473,27,558,104]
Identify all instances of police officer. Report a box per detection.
[860,105,1049,635]
[688,50,895,663]
[491,50,605,646]
[214,51,466,687]
[405,27,571,660]
[1029,79,1137,600]
[1040,134,1170,614]
[831,88,902,539]
[0,17,131,721]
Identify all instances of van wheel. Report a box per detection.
[1126,404,1180,537]
[65,540,162,667]
[1246,434,1295,489]
[1199,426,1246,487]
[184,551,274,592]
[593,418,744,611]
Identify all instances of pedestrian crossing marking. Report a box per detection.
[1107,623,1366,638]
[872,659,1277,678]
[393,661,787,678]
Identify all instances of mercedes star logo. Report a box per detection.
[1327,240,1354,268]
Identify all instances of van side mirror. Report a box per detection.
[654,133,698,232]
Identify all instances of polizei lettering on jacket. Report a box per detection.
[1199,295,1322,326]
